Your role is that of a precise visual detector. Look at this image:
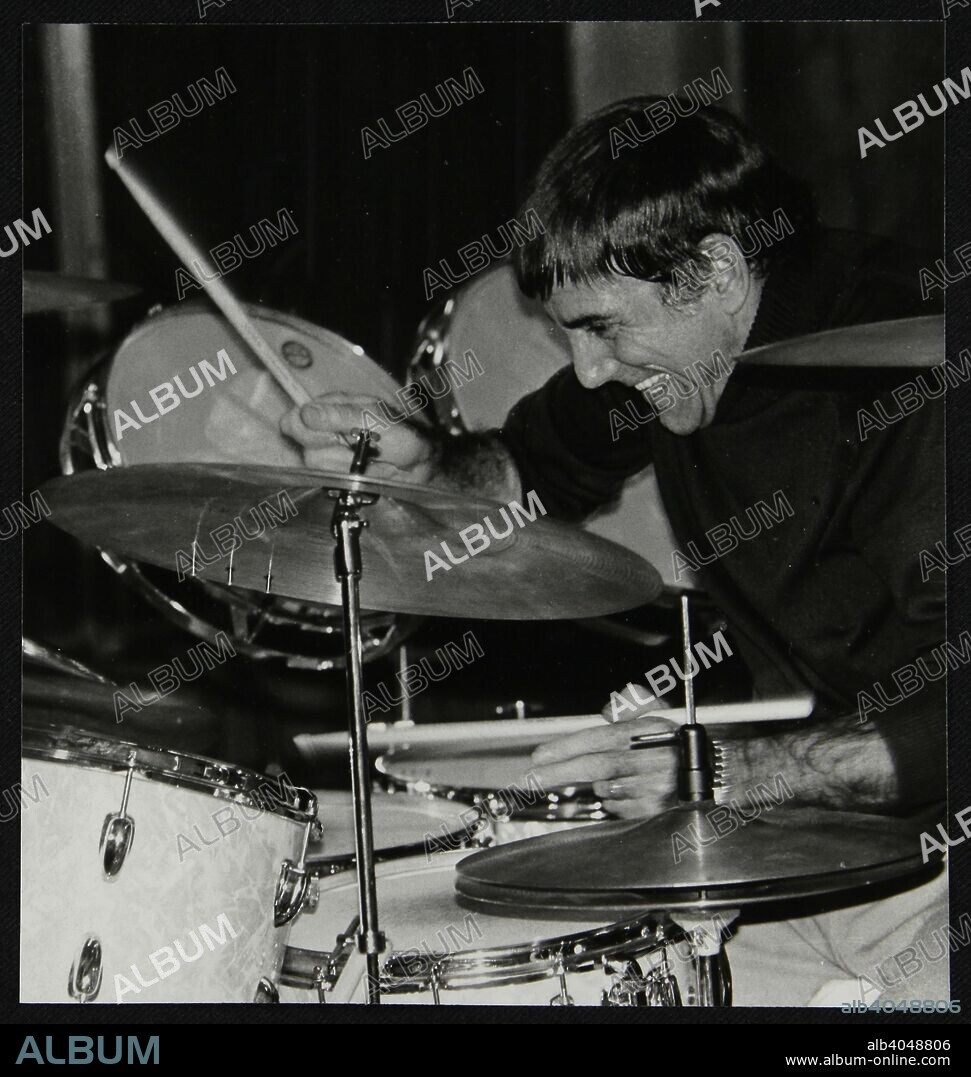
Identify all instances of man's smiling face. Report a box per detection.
[545,272,748,435]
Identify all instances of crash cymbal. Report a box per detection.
[23,670,219,751]
[740,315,943,369]
[23,270,142,315]
[454,804,938,914]
[39,463,662,620]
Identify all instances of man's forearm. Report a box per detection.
[715,714,902,813]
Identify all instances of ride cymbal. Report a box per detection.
[39,463,663,620]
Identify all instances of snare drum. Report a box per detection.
[407,263,697,589]
[281,850,692,1006]
[376,734,609,844]
[21,723,317,1003]
[307,790,480,874]
[60,301,419,669]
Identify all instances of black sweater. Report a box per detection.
[500,230,945,806]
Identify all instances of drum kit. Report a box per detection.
[20,150,946,1006]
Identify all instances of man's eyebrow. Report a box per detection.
[557,313,616,330]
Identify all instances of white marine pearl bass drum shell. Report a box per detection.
[21,723,318,1004]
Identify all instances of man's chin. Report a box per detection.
[658,397,707,435]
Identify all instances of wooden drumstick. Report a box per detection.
[104,146,311,406]
[294,696,815,756]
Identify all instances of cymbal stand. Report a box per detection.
[329,430,385,1004]
[632,595,733,1005]
[632,596,716,800]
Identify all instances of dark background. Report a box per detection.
[19,21,947,775]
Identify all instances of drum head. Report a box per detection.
[104,303,401,467]
[307,791,475,870]
[299,851,627,960]
[445,265,569,429]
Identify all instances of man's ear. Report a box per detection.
[697,232,751,314]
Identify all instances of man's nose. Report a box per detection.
[571,339,620,389]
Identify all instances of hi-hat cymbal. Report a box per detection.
[455,804,939,914]
[23,271,142,315]
[740,315,943,369]
[39,463,662,620]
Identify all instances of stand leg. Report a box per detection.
[672,908,737,1007]
[330,437,385,1005]
[336,518,384,1004]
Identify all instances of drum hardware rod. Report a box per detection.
[628,596,715,802]
[313,966,326,1004]
[100,756,136,878]
[551,957,573,1006]
[330,431,385,1004]
[677,595,714,802]
[681,595,695,726]
[190,498,216,580]
[394,645,416,727]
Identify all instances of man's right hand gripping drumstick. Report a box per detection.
[280,392,439,483]
[281,391,521,502]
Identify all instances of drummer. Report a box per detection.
[282,100,946,1005]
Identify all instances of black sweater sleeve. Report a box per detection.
[498,368,655,521]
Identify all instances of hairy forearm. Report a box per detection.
[430,430,522,503]
[715,714,901,813]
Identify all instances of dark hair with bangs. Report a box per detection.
[515,97,818,302]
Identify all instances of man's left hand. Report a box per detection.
[530,713,680,819]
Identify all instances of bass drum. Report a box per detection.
[407,263,698,591]
[21,723,318,1003]
[60,302,421,669]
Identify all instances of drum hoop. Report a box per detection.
[101,299,397,465]
[105,299,390,404]
[382,915,681,993]
[23,722,317,824]
[374,759,609,822]
[312,851,679,993]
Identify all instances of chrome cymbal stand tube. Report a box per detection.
[330,431,385,1004]
[631,595,732,1005]
[675,594,713,803]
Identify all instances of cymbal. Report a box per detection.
[23,670,219,752]
[23,270,142,315]
[455,804,939,914]
[740,315,943,369]
[39,463,662,620]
